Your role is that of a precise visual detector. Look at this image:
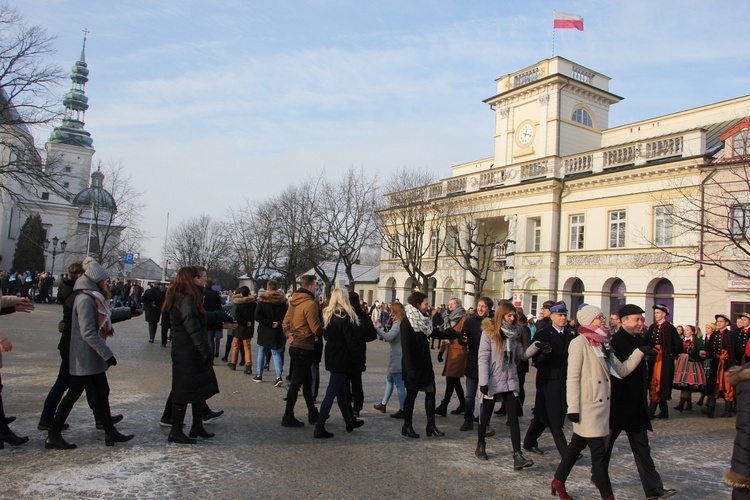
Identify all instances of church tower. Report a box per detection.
[46,33,95,198]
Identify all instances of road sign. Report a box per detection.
[124,252,134,264]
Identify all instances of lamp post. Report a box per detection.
[48,236,67,277]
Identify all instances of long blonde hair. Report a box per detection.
[323,289,359,328]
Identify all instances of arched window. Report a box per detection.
[385,277,396,303]
[572,107,593,127]
[571,278,585,313]
[610,279,626,314]
[654,279,674,318]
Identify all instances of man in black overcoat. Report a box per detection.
[142,282,164,343]
[605,304,676,500]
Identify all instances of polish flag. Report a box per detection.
[553,11,584,31]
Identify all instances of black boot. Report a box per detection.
[654,401,669,419]
[475,441,488,460]
[721,400,734,418]
[401,422,419,438]
[314,425,334,438]
[0,423,29,447]
[450,401,466,415]
[648,401,657,420]
[686,398,693,411]
[696,393,705,406]
[168,403,197,444]
[189,402,215,438]
[214,339,220,358]
[45,431,76,450]
[702,398,716,418]
[105,428,134,446]
[425,398,444,437]
[435,400,448,417]
[513,451,533,470]
[674,397,686,412]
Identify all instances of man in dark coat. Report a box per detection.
[725,363,750,498]
[703,313,738,418]
[203,278,224,358]
[644,304,682,419]
[523,302,573,458]
[142,282,164,343]
[605,304,676,500]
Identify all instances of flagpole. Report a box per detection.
[551,10,556,56]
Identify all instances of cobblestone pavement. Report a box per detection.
[0,304,735,498]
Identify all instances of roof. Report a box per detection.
[297,261,380,285]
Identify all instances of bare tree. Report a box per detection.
[377,167,446,296]
[0,4,67,200]
[167,215,229,272]
[322,165,380,291]
[226,200,276,290]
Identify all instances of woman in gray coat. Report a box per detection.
[45,258,134,449]
[373,302,406,418]
[476,300,540,470]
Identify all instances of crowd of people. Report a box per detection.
[5,261,750,498]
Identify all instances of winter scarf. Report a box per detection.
[82,290,114,339]
[578,324,609,348]
[405,303,432,336]
[500,320,521,363]
[443,305,466,330]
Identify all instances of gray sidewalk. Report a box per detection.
[0,304,734,498]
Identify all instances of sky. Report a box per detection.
[14,0,750,264]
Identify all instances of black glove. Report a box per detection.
[480,385,489,396]
[197,345,213,363]
[437,352,444,363]
[567,413,580,423]
[218,312,234,324]
[539,341,552,355]
[638,345,656,357]
[107,356,117,367]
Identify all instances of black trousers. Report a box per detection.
[284,347,315,417]
[523,385,568,459]
[349,369,364,413]
[479,392,521,453]
[556,433,612,498]
[604,428,664,496]
[442,377,465,405]
[51,372,113,433]
[147,321,158,341]
[403,383,436,425]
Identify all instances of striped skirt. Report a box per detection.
[673,353,706,390]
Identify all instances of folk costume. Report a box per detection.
[644,304,682,419]
[703,314,737,418]
[672,334,706,411]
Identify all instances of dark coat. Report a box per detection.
[169,294,219,404]
[323,312,359,374]
[203,286,223,312]
[726,364,750,490]
[644,321,682,399]
[609,328,652,433]
[734,328,750,366]
[530,323,573,425]
[706,327,736,394]
[351,311,377,372]
[254,290,288,350]
[460,313,488,380]
[142,286,164,323]
[232,296,256,340]
[400,317,435,390]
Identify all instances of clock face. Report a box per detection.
[518,123,534,145]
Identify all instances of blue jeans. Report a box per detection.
[382,372,406,410]
[257,345,283,378]
[464,376,478,424]
[316,371,353,426]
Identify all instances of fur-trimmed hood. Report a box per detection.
[728,364,750,386]
[258,289,287,304]
[481,317,494,333]
[233,295,255,305]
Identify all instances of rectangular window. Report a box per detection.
[608,210,626,248]
[390,235,399,259]
[526,217,541,252]
[569,214,585,250]
[654,205,673,246]
[733,132,750,157]
[429,230,439,257]
[64,166,72,173]
[63,182,69,188]
[41,192,49,200]
[445,226,458,256]
[731,205,750,240]
[530,294,538,317]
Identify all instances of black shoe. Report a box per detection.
[401,424,419,438]
[148,339,154,343]
[460,422,473,431]
[96,414,124,430]
[188,425,215,439]
[314,426,334,438]
[4,416,15,424]
[308,408,319,425]
[37,420,69,432]
[646,488,677,499]
[0,428,29,446]
[485,427,495,437]
[220,357,228,362]
[390,410,405,419]
[475,442,488,460]
[105,429,134,446]
[494,408,507,416]
[346,418,365,432]
[203,410,224,424]
[244,365,253,375]
[450,404,465,415]
[45,432,76,450]
[435,401,448,417]
[168,429,197,444]
[523,445,545,455]
[264,364,270,371]
[159,417,173,428]
[281,415,305,427]
[513,452,533,470]
[654,412,669,419]
[426,423,444,437]
[373,403,387,413]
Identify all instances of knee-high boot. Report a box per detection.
[702,397,716,418]
[425,396,444,437]
[674,397,686,412]
[401,397,419,438]
[168,403,196,444]
[189,401,215,438]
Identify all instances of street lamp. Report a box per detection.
[48,237,67,277]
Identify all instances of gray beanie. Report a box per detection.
[577,305,603,326]
[82,257,109,283]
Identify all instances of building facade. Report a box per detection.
[378,56,750,327]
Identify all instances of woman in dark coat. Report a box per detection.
[400,291,459,439]
[253,280,288,384]
[313,289,363,438]
[348,291,377,417]
[163,266,219,444]
[230,286,256,374]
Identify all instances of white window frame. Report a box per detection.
[445,225,458,256]
[569,214,585,250]
[731,204,750,240]
[608,210,627,249]
[572,107,593,127]
[532,218,541,252]
[653,205,673,246]
[733,130,750,157]
[429,230,439,258]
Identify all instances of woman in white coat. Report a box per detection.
[476,300,542,470]
[550,305,651,500]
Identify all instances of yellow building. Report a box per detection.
[378,56,750,327]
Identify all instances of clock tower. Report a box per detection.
[484,57,622,178]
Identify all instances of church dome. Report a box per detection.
[72,168,117,212]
